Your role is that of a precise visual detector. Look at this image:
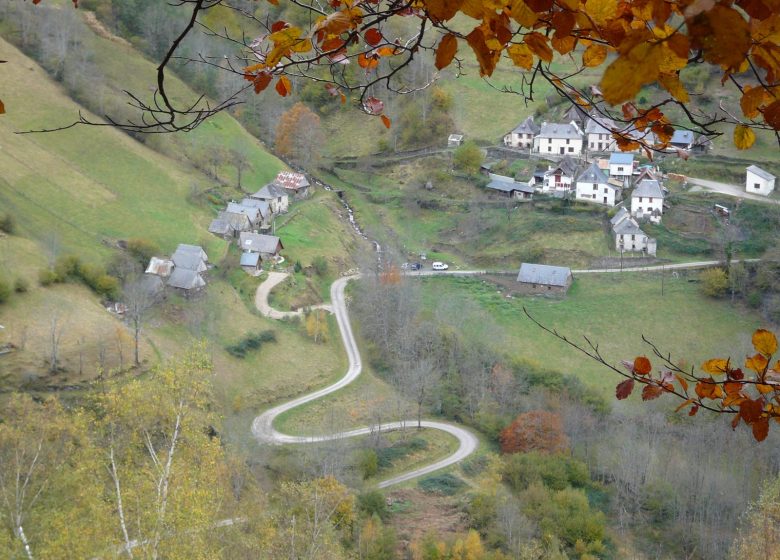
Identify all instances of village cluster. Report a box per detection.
[142,171,310,294]
[476,108,777,259]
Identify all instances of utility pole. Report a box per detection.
[661,264,665,296]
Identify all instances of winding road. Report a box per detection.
[251,274,480,488]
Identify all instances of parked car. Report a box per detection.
[410,262,422,271]
[432,261,449,271]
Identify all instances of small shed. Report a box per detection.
[171,244,208,273]
[746,165,776,196]
[516,263,573,295]
[448,134,464,147]
[273,171,310,198]
[240,251,262,275]
[166,268,206,294]
[485,174,535,199]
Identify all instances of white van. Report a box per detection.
[431,262,449,271]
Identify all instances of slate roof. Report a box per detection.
[208,218,231,236]
[547,155,580,178]
[747,165,776,181]
[251,184,288,200]
[584,115,615,135]
[610,206,631,226]
[166,268,206,290]
[171,244,208,272]
[240,252,261,267]
[240,198,271,218]
[632,179,665,199]
[613,217,645,236]
[218,210,251,231]
[510,116,540,135]
[537,122,582,139]
[239,232,283,254]
[145,257,174,278]
[564,105,588,124]
[609,153,634,166]
[226,202,261,221]
[486,174,535,194]
[273,171,309,191]
[577,162,609,184]
[517,263,572,287]
[670,129,695,146]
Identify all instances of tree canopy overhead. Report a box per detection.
[10,0,780,152]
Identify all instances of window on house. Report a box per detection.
[639,197,643,202]
[631,234,635,240]
[568,147,574,152]
[617,166,623,172]
[593,183,597,190]
[590,142,594,148]
[603,188,608,193]
[566,139,570,145]
[548,146,552,152]
[755,183,761,189]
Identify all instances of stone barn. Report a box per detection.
[515,263,573,295]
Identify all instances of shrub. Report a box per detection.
[39,269,59,286]
[0,278,11,303]
[294,260,302,273]
[312,256,329,277]
[14,277,29,293]
[699,267,728,297]
[452,140,484,174]
[357,449,379,479]
[418,473,466,496]
[357,490,388,520]
[126,238,161,266]
[0,214,15,234]
[225,330,277,358]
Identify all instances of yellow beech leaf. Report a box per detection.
[746,353,769,373]
[600,43,662,105]
[733,124,756,150]
[509,0,538,27]
[582,43,608,67]
[424,0,464,22]
[658,73,689,102]
[757,384,774,394]
[507,43,533,69]
[701,358,729,376]
[585,0,619,27]
[753,329,778,356]
[551,33,576,55]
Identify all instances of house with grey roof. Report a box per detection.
[226,201,269,229]
[165,268,206,294]
[669,129,695,150]
[631,179,665,223]
[563,104,587,125]
[575,162,620,206]
[608,152,635,182]
[585,114,616,153]
[209,210,252,239]
[516,263,573,295]
[503,116,540,149]
[250,183,289,214]
[240,251,262,275]
[746,165,776,196]
[542,155,580,194]
[485,173,535,199]
[239,232,284,259]
[611,206,656,255]
[171,244,208,273]
[532,121,583,156]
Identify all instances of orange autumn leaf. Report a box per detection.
[380,114,391,129]
[435,34,459,70]
[633,356,652,375]
[752,417,770,441]
[696,379,723,399]
[524,32,553,63]
[641,384,663,401]
[615,378,634,400]
[275,75,292,97]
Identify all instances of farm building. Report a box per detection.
[239,232,284,259]
[485,174,535,199]
[746,165,776,196]
[273,171,310,198]
[250,183,290,213]
[503,116,539,149]
[516,263,573,295]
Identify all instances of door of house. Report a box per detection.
[559,147,564,154]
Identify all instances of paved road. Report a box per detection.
[251,274,480,488]
[687,177,780,205]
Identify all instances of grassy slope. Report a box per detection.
[419,274,765,394]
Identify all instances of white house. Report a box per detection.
[611,207,656,255]
[746,165,776,196]
[609,152,635,183]
[448,134,464,147]
[575,162,620,206]
[669,129,695,150]
[503,116,539,149]
[532,121,583,156]
[631,179,665,223]
[542,155,579,194]
[585,115,617,152]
